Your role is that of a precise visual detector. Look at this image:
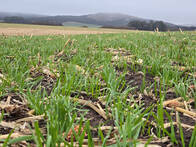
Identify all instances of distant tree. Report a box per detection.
[127,20,168,31]
[128,21,147,30]
[152,21,167,31]
[82,25,88,28]
[4,16,25,23]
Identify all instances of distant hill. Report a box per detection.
[1,12,196,31]
[23,13,146,27]
[0,12,148,26]
[182,24,196,27]
[85,13,146,26]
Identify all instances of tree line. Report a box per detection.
[3,16,63,26]
[127,20,168,31]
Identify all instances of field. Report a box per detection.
[0,24,196,146]
[0,23,129,36]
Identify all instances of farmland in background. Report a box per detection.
[0,23,131,36]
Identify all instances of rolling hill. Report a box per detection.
[0,12,195,31]
[0,12,148,27]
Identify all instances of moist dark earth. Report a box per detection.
[116,64,195,146]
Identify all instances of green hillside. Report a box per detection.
[62,21,101,28]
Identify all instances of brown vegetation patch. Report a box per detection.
[0,23,118,36]
[0,93,46,146]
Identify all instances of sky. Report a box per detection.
[0,0,196,25]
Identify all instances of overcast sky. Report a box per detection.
[1,0,196,25]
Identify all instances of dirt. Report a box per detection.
[124,71,154,92]
[0,94,29,121]
[70,91,114,138]
[0,126,12,135]
[32,75,56,96]
[115,62,196,146]
[0,93,46,146]
[30,67,57,96]
[0,93,24,105]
